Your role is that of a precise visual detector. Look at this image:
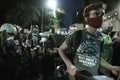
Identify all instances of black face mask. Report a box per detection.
[105,26,113,32]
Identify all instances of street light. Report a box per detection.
[46,0,57,19]
[41,0,57,32]
[46,0,57,12]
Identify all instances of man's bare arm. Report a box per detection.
[58,41,78,76]
[100,58,120,76]
[58,41,73,66]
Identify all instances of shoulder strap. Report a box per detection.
[73,30,82,52]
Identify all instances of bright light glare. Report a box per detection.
[46,0,57,11]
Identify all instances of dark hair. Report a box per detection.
[83,2,104,17]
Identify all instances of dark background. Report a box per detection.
[0,0,119,28]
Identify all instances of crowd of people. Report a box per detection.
[0,23,60,80]
[0,2,120,80]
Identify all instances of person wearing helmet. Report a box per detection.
[0,23,20,80]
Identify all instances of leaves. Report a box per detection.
[4,1,66,31]
[5,2,40,28]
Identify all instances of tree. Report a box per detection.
[5,2,40,28]
[41,8,66,31]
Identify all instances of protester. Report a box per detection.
[58,2,120,80]
[111,31,120,79]
[99,20,113,77]
[28,25,42,78]
[0,23,20,80]
[39,32,57,80]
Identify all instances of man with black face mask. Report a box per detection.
[58,2,120,80]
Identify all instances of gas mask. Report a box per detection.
[86,14,103,29]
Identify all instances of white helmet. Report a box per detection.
[0,23,17,34]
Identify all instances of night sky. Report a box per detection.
[0,0,119,28]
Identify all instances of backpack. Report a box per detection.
[67,30,82,62]
[73,30,104,75]
[73,30,103,53]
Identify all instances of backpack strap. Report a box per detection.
[73,30,83,52]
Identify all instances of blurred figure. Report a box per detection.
[29,25,41,51]
[28,25,41,62]
[28,25,42,78]
[39,32,57,80]
[111,31,120,79]
[101,20,113,62]
[0,23,20,80]
[98,20,113,77]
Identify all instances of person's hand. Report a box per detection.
[111,66,120,76]
[66,64,78,76]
